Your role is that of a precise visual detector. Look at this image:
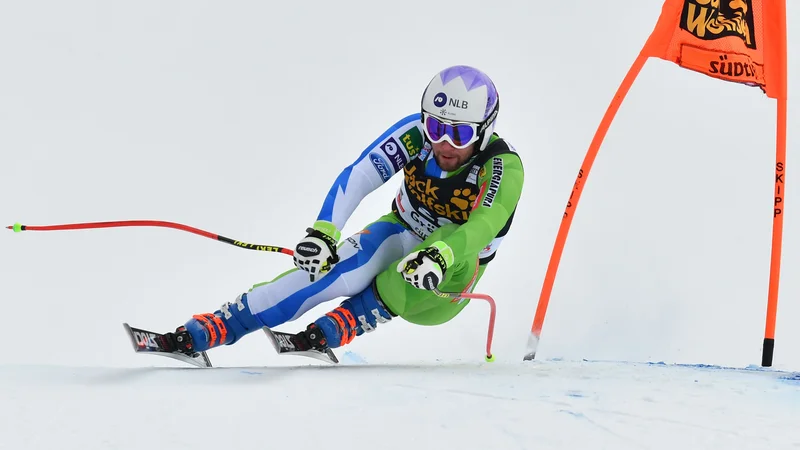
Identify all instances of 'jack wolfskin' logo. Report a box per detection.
[403,165,474,222]
[680,0,756,49]
[450,188,478,211]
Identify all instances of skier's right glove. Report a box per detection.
[397,241,455,291]
[293,220,341,282]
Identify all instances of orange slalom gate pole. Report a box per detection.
[523,49,652,361]
[764,95,787,367]
[763,0,788,367]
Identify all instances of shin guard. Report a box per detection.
[314,282,394,348]
[184,293,263,352]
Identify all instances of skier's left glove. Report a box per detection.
[397,241,455,291]
[294,220,341,282]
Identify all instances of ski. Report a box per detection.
[262,326,339,364]
[123,323,337,367]
[122,323,212,368]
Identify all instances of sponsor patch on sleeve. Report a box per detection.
[369,152,392,182]
[400,127,423,157]
[380,137,408,172]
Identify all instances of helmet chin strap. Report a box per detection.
[475,96,499,152]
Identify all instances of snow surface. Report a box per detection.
[1,356,798,449]
[2,1,800,449]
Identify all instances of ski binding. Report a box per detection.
[262,326,339,364]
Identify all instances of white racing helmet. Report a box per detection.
[421,65,499,152]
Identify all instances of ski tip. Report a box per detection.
[122,323,140,352]
[123,322,213,368]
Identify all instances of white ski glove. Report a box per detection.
[396,241,455,291]
[293,220,341,282]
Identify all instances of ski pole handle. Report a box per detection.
[6,220,294,255]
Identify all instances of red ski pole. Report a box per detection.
[6,220,293,255]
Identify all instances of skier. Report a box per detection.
[157,65,525,360]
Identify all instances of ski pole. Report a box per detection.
[6,220,293,255]
[9,220,497,361]
[433,288,497,362]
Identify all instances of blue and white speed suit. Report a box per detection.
[182,113,430,352]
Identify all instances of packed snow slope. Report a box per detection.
[1,357,798,450]
[2,1,800,449]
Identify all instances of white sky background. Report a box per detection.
[1,1,799,371]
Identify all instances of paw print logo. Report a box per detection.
[451,188,478,211]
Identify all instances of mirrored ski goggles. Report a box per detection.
[422,112,481,149]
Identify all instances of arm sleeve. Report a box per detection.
[442,151,525,262]
[315,113,425,231]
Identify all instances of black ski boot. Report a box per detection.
[292,323,329,351]
[264,323,339,364]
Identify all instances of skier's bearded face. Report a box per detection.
[431,140,476,171]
